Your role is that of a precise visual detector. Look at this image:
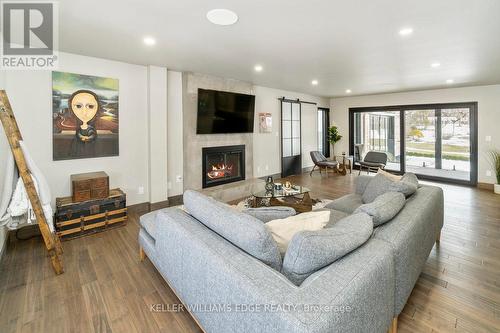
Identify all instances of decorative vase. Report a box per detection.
[265,176,274,192]
[495,184,500,194]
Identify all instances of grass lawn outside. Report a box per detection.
[406,142,469,154]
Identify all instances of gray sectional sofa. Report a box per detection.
[138,175,443,333]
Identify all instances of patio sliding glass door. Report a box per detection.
[404,109,438,175]
[349,102,477,185]
[352,110,401,172]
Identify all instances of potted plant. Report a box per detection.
[328,125,342,156]
[489,150,500,194]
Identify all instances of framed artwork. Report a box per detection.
[52,71,119,160]
[259,112,272,133]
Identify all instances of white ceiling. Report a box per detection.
[59,0,500,97]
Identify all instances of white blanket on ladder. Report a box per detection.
[0,141,54,233]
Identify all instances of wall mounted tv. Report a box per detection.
[196,88,255,134]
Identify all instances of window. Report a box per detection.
[349,102,478,185]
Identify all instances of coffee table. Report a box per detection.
[251,184,312,213]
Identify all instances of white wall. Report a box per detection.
[2,52,150,206]
[167,71,184,196]
[253,86,329,177]
[330,84,500,184]
[147,66,168,203]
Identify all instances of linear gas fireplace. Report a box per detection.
[202,145,245,188]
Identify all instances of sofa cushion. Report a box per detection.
[265,210,331,255]
[324,193,363,214]
[243,206,296,223]
[308,207,349,227]
[324,208,350,227]
[362,173,418,203]
[183,190,282,271]
[281,213,373,285]
[354,192,406,227]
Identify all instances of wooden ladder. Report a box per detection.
[0,90,64,275]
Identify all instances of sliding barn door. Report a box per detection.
[281,100,302,177]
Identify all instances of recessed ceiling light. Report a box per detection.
[311,80,318,86]
[399,27,413,36]
[254,65,263,72]
[446,79,454,84]
[345,89,352,94]
[143,37,156,46]
[431,62,441,68]
[206,9,238,26]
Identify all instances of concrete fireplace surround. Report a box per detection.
[182,72,254,191]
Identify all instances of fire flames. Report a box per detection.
[207,163,233,179]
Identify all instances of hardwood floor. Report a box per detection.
[1,172,500,332]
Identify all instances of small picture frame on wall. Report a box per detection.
[258,112,272,133]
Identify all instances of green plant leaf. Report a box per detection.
[328,126,342,145]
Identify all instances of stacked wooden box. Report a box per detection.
[55,172,127,240]
[71,171,109,202]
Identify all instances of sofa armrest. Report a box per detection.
[149,208,394,333]
[355,175,373,195]
[373,185,444,315]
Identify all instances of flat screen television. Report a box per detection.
[196,88,255,134]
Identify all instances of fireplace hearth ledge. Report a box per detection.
[200,178,265,203]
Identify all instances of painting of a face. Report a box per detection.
[52,71,119,160]
[70,91,99,129]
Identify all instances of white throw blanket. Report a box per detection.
[2,177,54,233]
[0,141,54,233]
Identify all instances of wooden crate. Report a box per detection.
[70,171,109,202]
[55,188,127,240]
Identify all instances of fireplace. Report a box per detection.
[202,145,245,188]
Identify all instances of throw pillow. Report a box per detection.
[362,173,418,203]
[362,173,394,203]
[391,178,418,198]
[183,190,283,271]
[354,192,406,227]
[281,213,373,286]
[243,206,296,223]
[402,172,420,188]
[265,210,331,255]
[377,168,402,182]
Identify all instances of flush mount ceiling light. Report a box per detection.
[446,79,454,84]
[311,80,319,85]
[254,65,263,72]
[431,62,441,68]
[345,89,352,94]
[206,9,238,26]
[399,27,413,36]
[143,36,156,46]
